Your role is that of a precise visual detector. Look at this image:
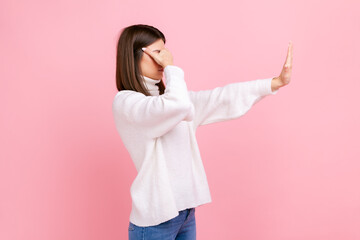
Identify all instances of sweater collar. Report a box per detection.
[142,75,161,96]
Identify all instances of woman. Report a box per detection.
[112,24,293,240]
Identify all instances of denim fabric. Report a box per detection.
[128,208,196,240]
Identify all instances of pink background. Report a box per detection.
[1,0,359,239]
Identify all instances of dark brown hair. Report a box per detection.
[115,24,166,95]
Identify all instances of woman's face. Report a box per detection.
[139,39,165,80]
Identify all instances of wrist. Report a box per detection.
[271,77,282,92]
[163,62,174,68]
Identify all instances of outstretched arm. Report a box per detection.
[188,41,294,129]
[188,77,278,128]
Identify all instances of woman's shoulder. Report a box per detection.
[114,90,144,99]
[113,90,150,108]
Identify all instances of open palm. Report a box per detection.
[279,42,293,86]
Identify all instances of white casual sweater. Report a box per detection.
[112,65,278,227]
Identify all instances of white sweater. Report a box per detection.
[112,65,278,227]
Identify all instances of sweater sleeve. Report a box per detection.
[112,65,195,139]
[187,77,278,128]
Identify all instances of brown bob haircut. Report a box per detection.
[115,24,166,96]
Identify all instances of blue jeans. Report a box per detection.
[128,208,196,240]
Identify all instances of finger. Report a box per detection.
[288,41,293,66]
[285,42,291,66]
[286,48,293,70]
[142,47,153,57]
[159,48,168,56]
[142,47,162,66]
[290,42,293,66]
